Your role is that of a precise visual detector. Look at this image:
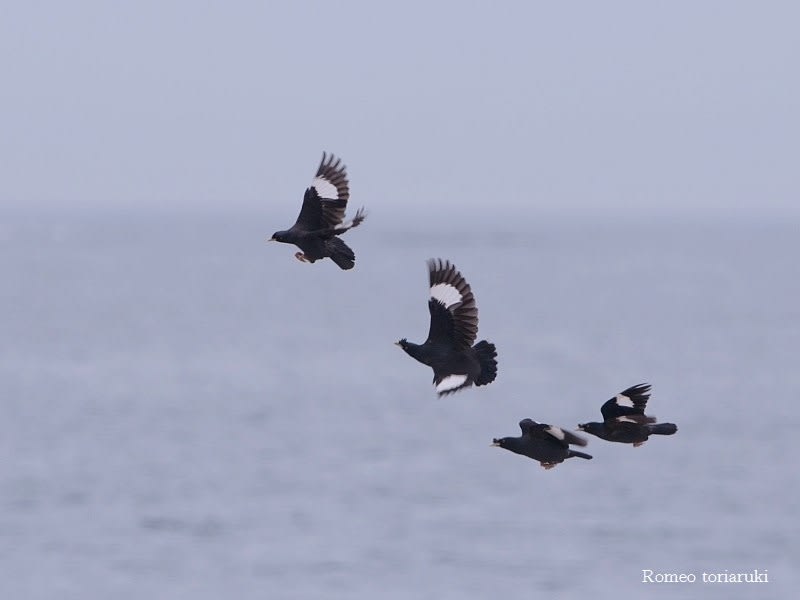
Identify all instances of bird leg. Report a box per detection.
[633,441,645,448]
[294,252,309,263]
[540,462,557,470]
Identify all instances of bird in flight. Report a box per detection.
[268,153,366,270]
[396,258,497,396]
[492,419,593,469]
[578,383,677,447]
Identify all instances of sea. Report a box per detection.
[1,210,797,599]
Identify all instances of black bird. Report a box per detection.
[577,383,678,447]
[492,419,592,469]
[268,153,366,270]
[396,259,498,396]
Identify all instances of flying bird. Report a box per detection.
[268,153,366,270]
[492,419,592,469]
[577,383,677,447]
[396,258,497,396]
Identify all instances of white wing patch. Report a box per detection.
[545,426,566,440]
[615,393,634,407]
[311,176,339,200]
[436,374,468,393]
[616,416,637,423]
[430,283,463,309]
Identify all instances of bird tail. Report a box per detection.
[648,423,678,436]
[568,450,593,460]
[325,237,356,270]
[473,340,498,386]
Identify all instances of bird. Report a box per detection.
[577,383,678,447]
[492,419,592,469]
[268,152,366,270]
[395,258,497,396]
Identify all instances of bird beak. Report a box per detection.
[393,341,401,346]
[266,237,276,242]
[490,441,501,447]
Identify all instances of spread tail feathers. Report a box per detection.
[648,423,678,436]
[568,450,593,460]
[473,340,498,386]
[325,237,356,270]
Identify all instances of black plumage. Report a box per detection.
[268,153,366,270]
[578,383,678,447]
[492,419,592,469]
[396,259,498,396]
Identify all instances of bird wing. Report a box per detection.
[291,153,350,232]
[606,417,651,439]
[426,299,456,346]
[424,258,479,349]
[613,414,656,425]
[600,383,652,421]
[432,372,471,396]
[520,419,588,448]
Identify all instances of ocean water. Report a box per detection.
[1,211,798,599]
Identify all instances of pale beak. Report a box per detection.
[266,237,276,242]
[490,441,501,447]
[393,341,401,346]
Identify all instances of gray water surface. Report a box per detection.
[1,213,797,599]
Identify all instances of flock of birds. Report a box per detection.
[268,153,678,470]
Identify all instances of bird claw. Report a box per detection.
[540,462,557,470]
[633,441,645,447]
[294,252,309,263]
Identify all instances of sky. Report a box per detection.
[1,1,798,221]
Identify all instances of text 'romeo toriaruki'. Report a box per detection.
[641,569,768,584]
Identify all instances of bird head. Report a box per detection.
[268,230,289,243]
[577,422,602,435]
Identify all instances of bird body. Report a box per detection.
[578,383,677,447]
[268,153,366,270]
[397,259,497,396]
[493,419,592,469]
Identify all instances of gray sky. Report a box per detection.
[2,1,798,220]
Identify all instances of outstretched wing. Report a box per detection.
[520,419,588,448]
[601,383,652,421]
[424,258,479,349]
[291,153,350,232]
